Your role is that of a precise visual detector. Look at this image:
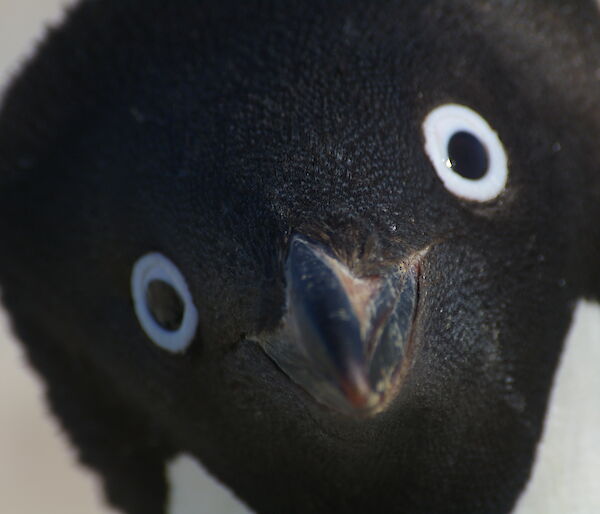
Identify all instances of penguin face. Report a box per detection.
[1,1,599,513]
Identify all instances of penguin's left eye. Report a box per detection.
[422,103,508,202]
[131,253,199,353]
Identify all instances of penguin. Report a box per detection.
[0,1,599,514]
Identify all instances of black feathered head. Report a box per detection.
[1,1,599,513]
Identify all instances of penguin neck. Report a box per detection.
[513,299,600,514]
[166,454,254,514]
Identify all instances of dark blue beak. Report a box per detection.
[259,236,421,416]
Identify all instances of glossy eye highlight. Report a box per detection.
[422,104,508,201]
[131,253,198,353]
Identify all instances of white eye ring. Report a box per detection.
[422,103,508,202]
[131,252,198,353]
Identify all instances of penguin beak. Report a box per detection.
[259,236,421,416]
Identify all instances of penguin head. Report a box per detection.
[1,1,599,513]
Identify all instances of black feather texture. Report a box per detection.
[0,1,599,513]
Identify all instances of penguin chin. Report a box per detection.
[256,237,426,417]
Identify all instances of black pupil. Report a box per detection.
[146,280,185,331]
[447,131,489,180]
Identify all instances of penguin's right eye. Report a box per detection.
[131,253,198,353]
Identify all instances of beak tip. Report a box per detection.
[339,365,374,410]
